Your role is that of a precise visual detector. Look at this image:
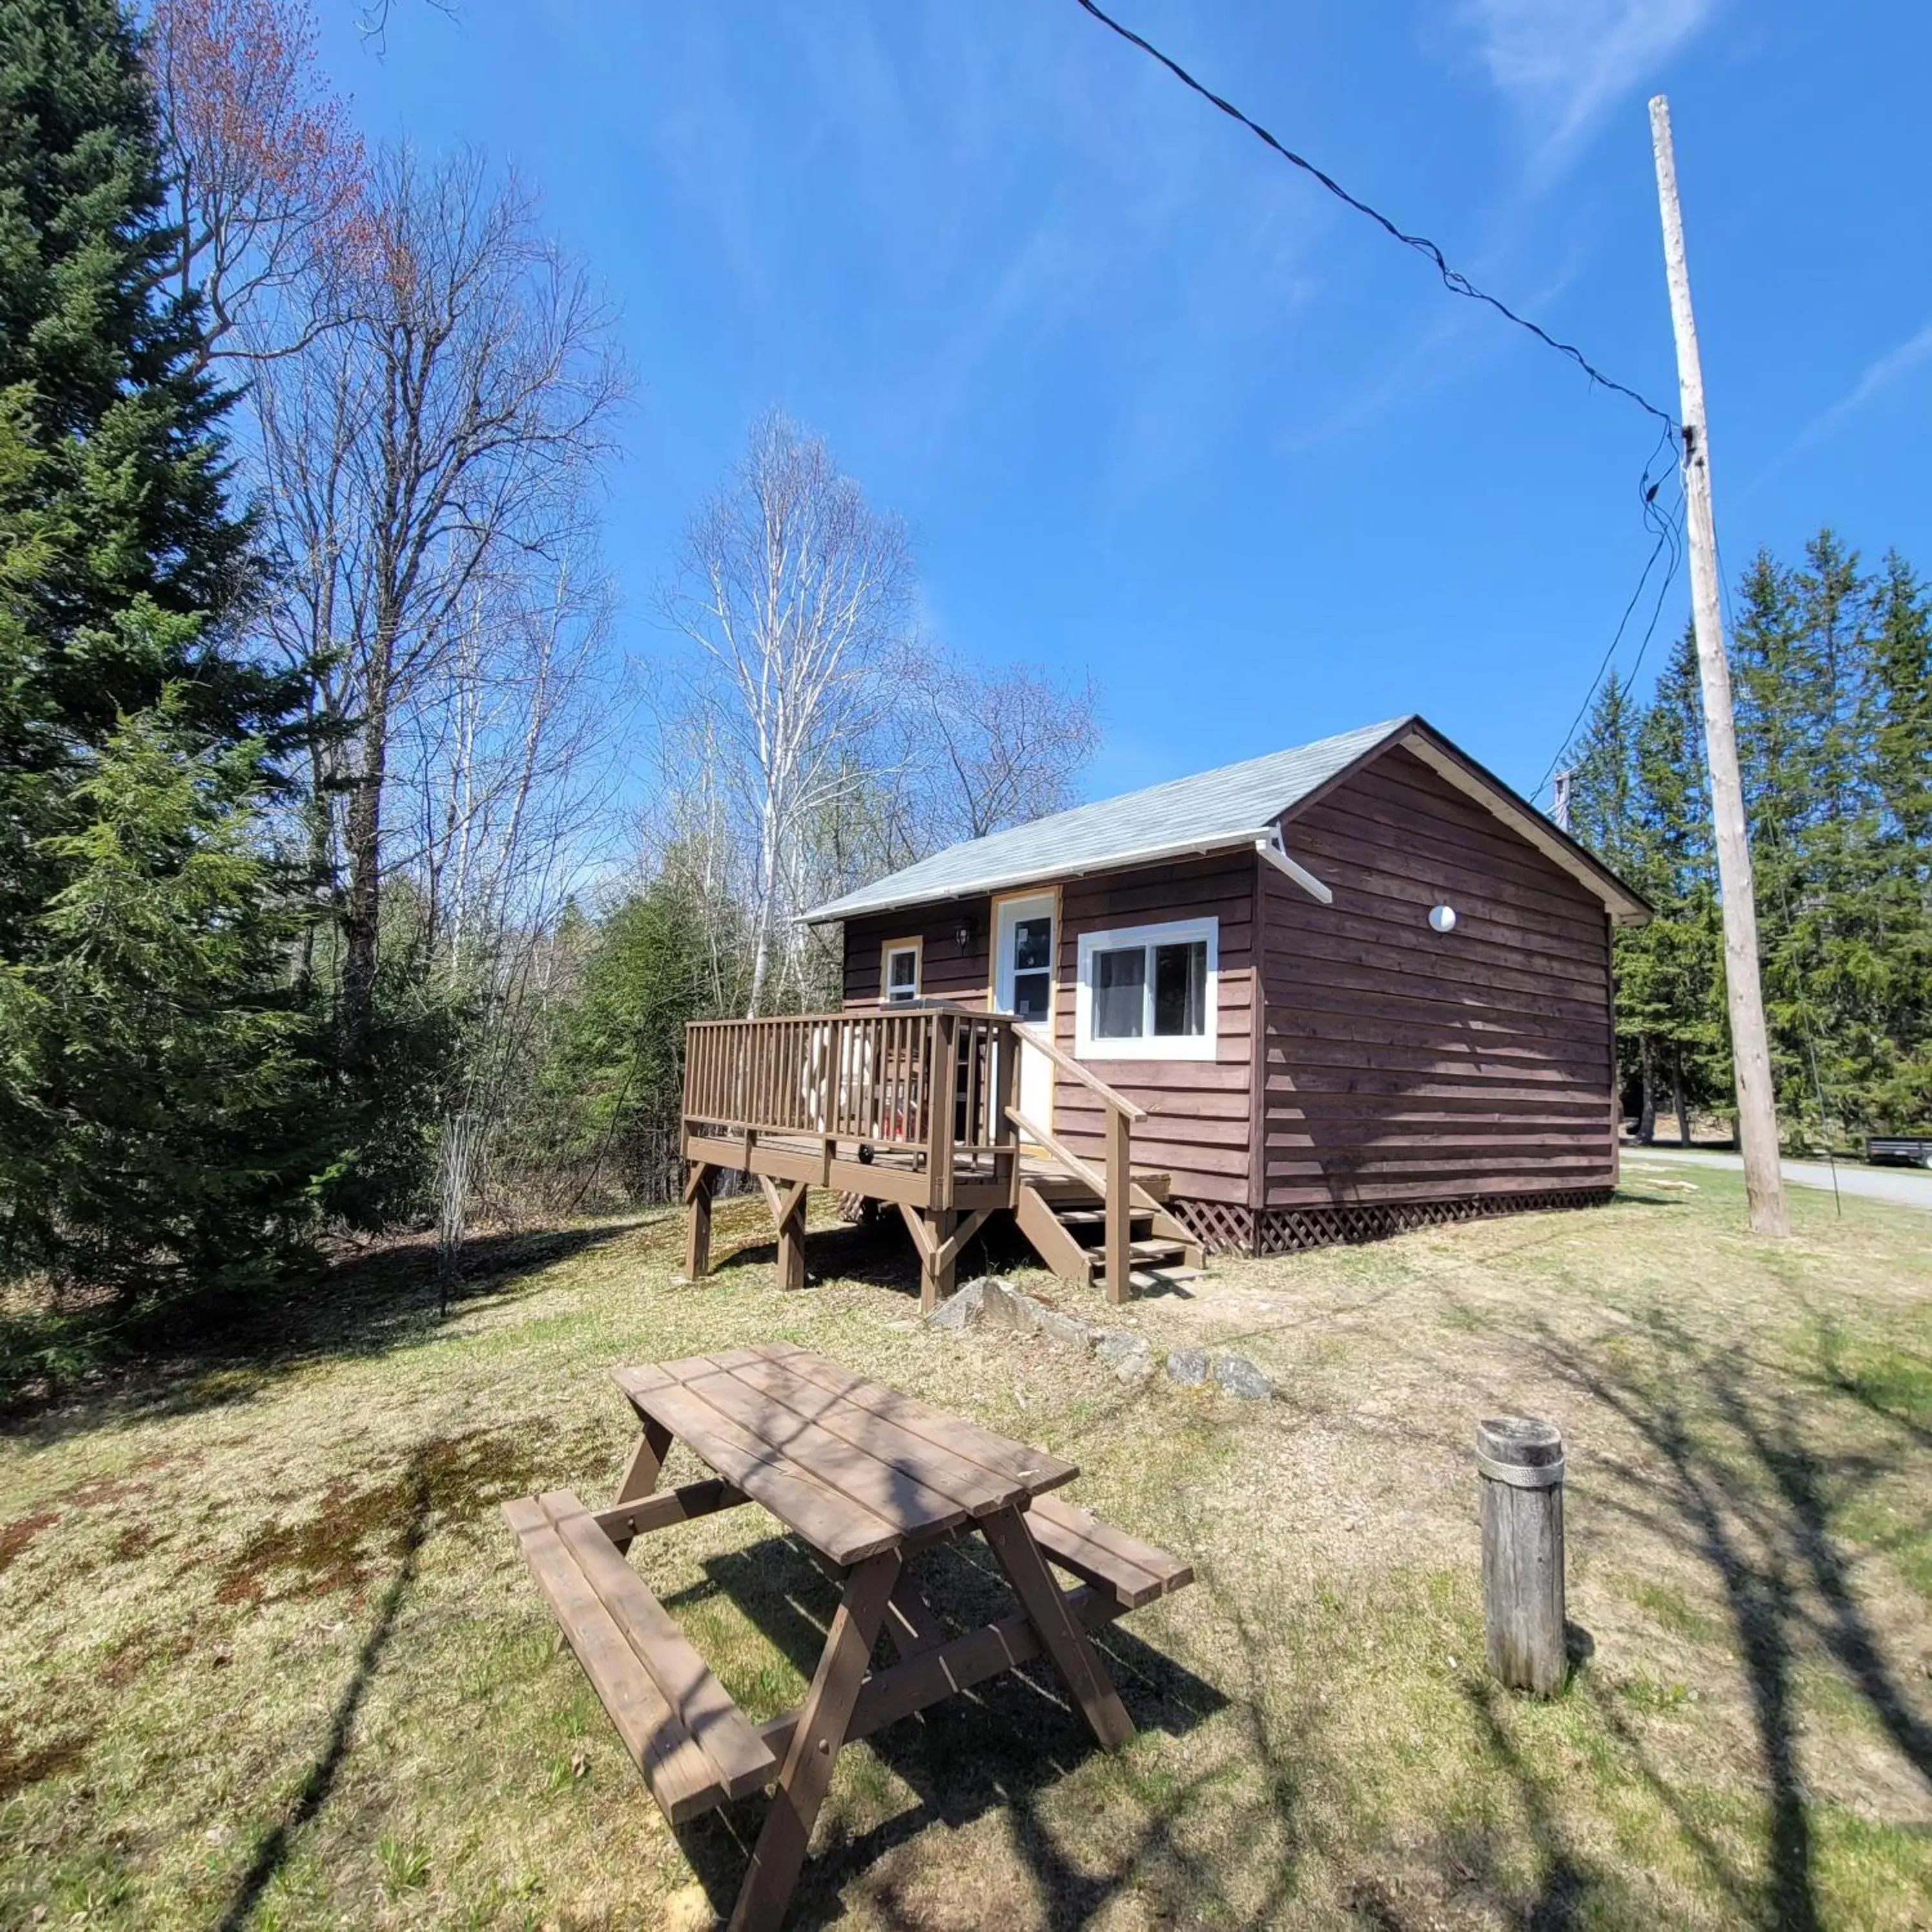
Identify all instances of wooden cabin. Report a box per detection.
[679,716,1648,1308]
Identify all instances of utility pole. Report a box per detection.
[1649,95,1789,1238]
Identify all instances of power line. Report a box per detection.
[1071,0,1681,438]
[1537,425,1686,796]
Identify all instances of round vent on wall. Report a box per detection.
[1429,905,1457,934]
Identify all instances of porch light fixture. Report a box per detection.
[954,918,974,951]
[1429,904,1457,934]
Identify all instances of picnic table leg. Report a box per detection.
[883,1572,945,1660]
[616,1417,675,1504]
[980,1506,1135,1751]
[728,1549,902,1932]
[606,1416,676,1555]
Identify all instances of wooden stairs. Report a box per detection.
[1014,1168,1206,1295]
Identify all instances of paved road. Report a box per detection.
[1625,1144,1932,1213]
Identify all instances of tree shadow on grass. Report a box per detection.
[663,1530,1235,1929]
[1530,1309,1932,1931]
[213,1448,433,1931]
[1,1217,648,1437]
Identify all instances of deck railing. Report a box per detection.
[681,1005,1158,1302]
[683,1005,1018,1194]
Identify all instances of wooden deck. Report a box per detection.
[680,1005,1201,1307]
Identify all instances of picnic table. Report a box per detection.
[503,1342,1193,1932]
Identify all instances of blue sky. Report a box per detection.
[316,0,1931,809]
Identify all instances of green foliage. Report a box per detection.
[0,688,327,1291]
[0,0,332,1292]
[1572,531,1932,1145]
[533,870,726,1200]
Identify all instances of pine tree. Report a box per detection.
[1866,552,1932,1127]
[1619,628,1727,1144]
[10,686,326,1291]
[0,0,323,1288]
[0,0,300,945]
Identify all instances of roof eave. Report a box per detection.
[1375,722,1653,926]
[797,823,1283,926]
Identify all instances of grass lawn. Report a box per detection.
[2,1166,1929,1930]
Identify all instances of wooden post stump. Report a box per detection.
[1477,1415,1567,1696]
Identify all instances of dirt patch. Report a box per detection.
[211,1420,596,1608]
[99,1621,194,1690]
[110,1523,159,1563]
[0,1720,90,1802]
[0,1505,59,1575]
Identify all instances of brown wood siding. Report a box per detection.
[1049,853,1258,1206]
[1262,743,1617,1208]
[841,899,992,1008]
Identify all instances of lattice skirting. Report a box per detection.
[1166,1188,1616,1258]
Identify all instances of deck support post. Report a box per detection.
[897,1202,957,1314]
[759,1175,808,1291]
[1104,1106,1131,1305]
[683,1163,714,1281]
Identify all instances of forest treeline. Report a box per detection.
[1568,535,1931,1146]
[0,0,1098,1309]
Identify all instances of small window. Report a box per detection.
[1010,915,1053,1022]
[882,940,921,1004]
[1075,919,1217,1062]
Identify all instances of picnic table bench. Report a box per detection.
[503,1342,1193,1932]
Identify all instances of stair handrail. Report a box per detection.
[1003,1105,1107,1198]
[1011,1023,1148,1123]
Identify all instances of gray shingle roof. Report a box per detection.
[801,717,1412,924]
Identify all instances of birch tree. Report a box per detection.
[661,413,913,1015]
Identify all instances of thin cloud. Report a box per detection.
[1787,316,1932,454]
[1462,0,1721,166]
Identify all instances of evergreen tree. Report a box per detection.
[0,0,323,1287]
[1865,553,1932,1127]
[1618,629,1727,1143]
[1566,668,1636,875]
[0,0,300,929]
[7,686,326,1291]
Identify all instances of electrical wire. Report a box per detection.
[1071,0,1682,437]
[1537,422,1687,796]
[1067,0,1692,806]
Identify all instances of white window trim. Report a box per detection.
[881,937,922,1003]
[1074,917,1218,1062]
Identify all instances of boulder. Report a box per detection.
[1210,1352,1272,1401]
[926,1279,987,1333]
[1166,1347,1209,1388]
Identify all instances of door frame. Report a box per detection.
[987,887,1060,1136]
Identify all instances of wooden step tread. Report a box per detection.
[1054,1207,1154,1228]
[1128,1238,1189,1260]
[504,1491,776,1822]
[1027,1494,1195,1609]
[1129,1267,1204,1291]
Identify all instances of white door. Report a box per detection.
[993,894,1056,1135]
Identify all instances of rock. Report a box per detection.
[1210,1352,1271,1400]
[1114,1344,1155,1385]
[926,1280,987,1332]
[972,1277,1031,1332]
[1166,1347,1209,1388]
[1093,1328,1143,1366]
[1034,1306,1094,1351]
